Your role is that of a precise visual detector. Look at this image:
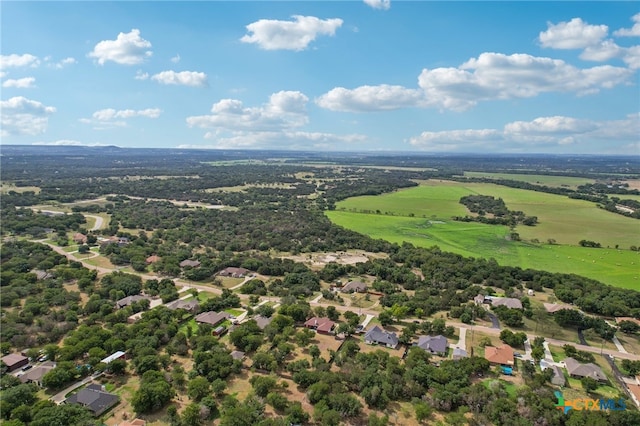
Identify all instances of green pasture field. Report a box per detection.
[327,181,640,289]
[463,172,594,189]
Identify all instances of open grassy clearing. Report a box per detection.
[327,180,640,289]
[1,183,41,194]
[463,172,595,189]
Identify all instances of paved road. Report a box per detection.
[455,327,467,350]
[486,312,501,329]
[577,329,588,346]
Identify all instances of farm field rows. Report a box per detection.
[327,180,640,289]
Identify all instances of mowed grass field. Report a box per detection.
[327,180,640,289]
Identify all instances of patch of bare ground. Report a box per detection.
[623,179,640,190]
[281,250,387,270]
[65,282,89,304]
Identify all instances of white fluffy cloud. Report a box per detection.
[240,15,343,51]
[171,54,181,63]
[192,130,366,150]
[47,57,77,69]
[614,13,640,37]
[363,0,391,10]
[317,52,632,112]
[539,18,608,49]
[316,85,425,112]
[88,29,152,65]
[80,107,161,129]
[187,91,309,131]
[0,96,56,137]
[0,54,40,70]
[151,70,208,87]
[2,77,36,88]
[409,114,639,153]
[135,70,149,80]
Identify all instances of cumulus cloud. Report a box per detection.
[614,13,640,37]
[135,70,149,80]
[2,77,36,88]
[363,0,391,10]
[88,29,152,65]
[409,114,639,153]
[48,57,77,69]
[0,53,40,70]
[0,96,56,137]
[151,70,208,87]
[187,91,309,131]
[623,45,640,69]
[171,54,181,63]
[316,85,425,112]
[317,52,632,112]
[240,15,343,51]
[539,18,608,49]
[80,107,161,129]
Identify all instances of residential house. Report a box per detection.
[145,255,161,264]
[195,311,230,327]
[73,233,87,244]
[1,353,29,372]
[364,326,399,349]
[19,361,56,387]
[116,295,151,309]
[474,294,489,305]
[218,267,251,278]
[253,315,273,330]
[564,357,608,382]
[32,269,54,281]
[416,335,448,356]
[540,361,566,387]
[484,345,515,366]
[165,299,199,312]
[341,280,368,293]
[179,259,201,268]
[304,317,335,335]
[65,383,119,416]
[452,347,468,360]
[230,351,245,361]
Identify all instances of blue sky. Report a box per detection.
[1,1,638,154]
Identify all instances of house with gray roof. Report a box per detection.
[195,311,230,327]
[341,281,368,293]
[416,335,448,355]
[452,347,468,360]
[489,297,523,310]
[364,325,399,349]
[19,361,56,387]
[564,357,608,382]
[165,298,199,312]
[65,383,119,416]
[116,295,151,309]
[253,315,273,330]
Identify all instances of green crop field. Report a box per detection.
[327,180,640,289]
[463,172,594,189]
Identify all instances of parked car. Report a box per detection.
[22,365,33,371]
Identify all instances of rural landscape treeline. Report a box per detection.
[1,145,640,426]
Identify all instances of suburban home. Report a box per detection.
[540,360,566,387]
[544,303,574,314]
[253,315,273,330]
[65,383,119,416]
[452,347,468,360]
[364,325,399,349]
[179,259,201,268]
[73,233,87,244]
[116,295,151,309]
[99,236,130,247]
[218,267,251,278]
[32,269,54,281]
[165,299,199,312]
[304,317,335,334]
[564,357,608,382]
[484,345,515,366]
[489,297,523,310]
[100,351,126,365]
[1,353,29,372]
[145,255,161,264]
[195,311,230,327]
[19,361,56,387]
[474,294,489,305]
[341,280,368,293]
[416,335,448,356]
